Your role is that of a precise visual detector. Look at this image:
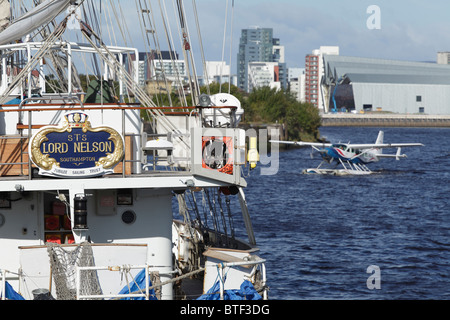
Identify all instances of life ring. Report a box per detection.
[45,215,59,230]
[202,136,233,175]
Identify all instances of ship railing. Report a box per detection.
[17,96,85,125]
[75,258,267,300]
[2,103,146,179]
[0,103,241,180]
[75,264,155,300]
[214,259,268,300]
[0,103,210,179]
[0,269,22,300]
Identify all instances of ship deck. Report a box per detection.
[0,170,232,193]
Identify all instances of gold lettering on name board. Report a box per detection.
[67,134,87,142]
[42,142,69,154]
[73,141,113,153]
[30,113,124,171]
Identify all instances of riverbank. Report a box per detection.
[321,113,450,127]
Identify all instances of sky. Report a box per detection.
[59,0,450,73]
[190,0,450,69]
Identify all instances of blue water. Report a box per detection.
[241,126,450,300]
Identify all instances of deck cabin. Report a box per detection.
[0,41,265,300]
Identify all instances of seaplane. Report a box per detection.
[270,131,424,175]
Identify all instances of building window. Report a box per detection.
[419,107,425,113]
[363,104,373,111]
[416,95,422,102]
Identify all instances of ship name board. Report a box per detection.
[29,112,124,178]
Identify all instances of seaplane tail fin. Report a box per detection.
[375,131,384,155]
[375,131,384,145]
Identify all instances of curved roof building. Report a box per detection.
[322,55,450,115]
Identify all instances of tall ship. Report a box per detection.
[0,0,266,300]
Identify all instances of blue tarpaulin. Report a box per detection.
[1,281,25,300]
[5,97,22,104]
[197,279,262,300]
[117,268,158,300]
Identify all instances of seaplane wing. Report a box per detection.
[269,140,332,148]
[342,142,424,149]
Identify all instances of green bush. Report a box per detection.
[244,86,321,141]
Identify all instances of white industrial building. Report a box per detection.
[247,61,282,92]
[204,61,237,86]
[322,55,450,115]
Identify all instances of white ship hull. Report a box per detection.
[0,1,266,300]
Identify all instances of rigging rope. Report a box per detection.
[174,0,200,104]
[79,21,190,150]
[191,0,209,96]
[219,0,229,94]
[228,0,235,94]
[137,0,175,108]
[160,0,188,105]
[0,17,69,104]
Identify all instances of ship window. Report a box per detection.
[121,210,136,224]
[416,95,422,102]
[117,189,133,205]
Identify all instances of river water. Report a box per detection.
[240,126,450,300]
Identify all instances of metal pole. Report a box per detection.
[219,264,224,300]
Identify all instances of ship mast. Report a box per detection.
[175,0,200,106]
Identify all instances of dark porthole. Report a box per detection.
[121,210,136,224]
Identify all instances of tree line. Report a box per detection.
[203,83,322,142]
[46,75,321,142]
[146,82,322,141]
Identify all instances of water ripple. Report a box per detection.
[243,127,450,300]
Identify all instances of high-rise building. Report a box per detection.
[305,52,320,108]
[237,27,286,92]
[288,68,305,102]
[124,51,186,87]
[247,61,280,92]
[305,46,339,111]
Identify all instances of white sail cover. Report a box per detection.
[0,0,10,31]
[0,0,72,45]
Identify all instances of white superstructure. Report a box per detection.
[0,0,266,301]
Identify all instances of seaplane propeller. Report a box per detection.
[309,146,320,159]
[309,146,332,163]
[316,147,334,163]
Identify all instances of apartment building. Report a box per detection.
[237,27,286,92]
[305,46,339,111]
[288,68,305,102]
[124,51,186,87]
